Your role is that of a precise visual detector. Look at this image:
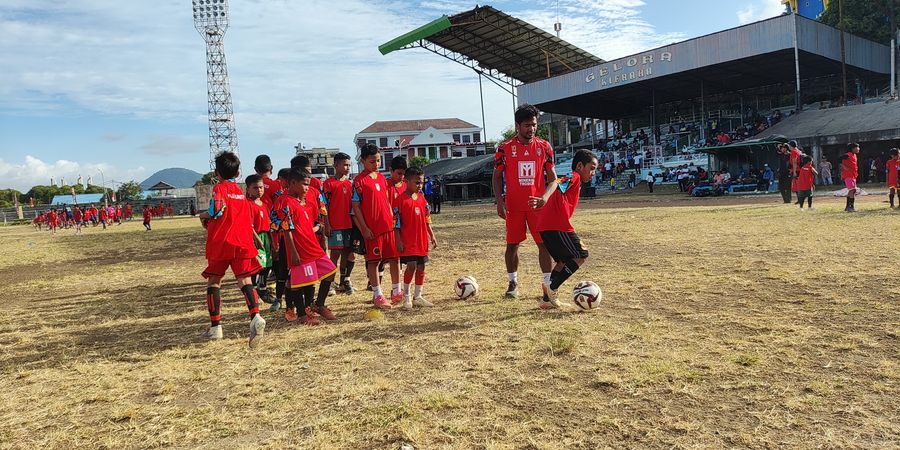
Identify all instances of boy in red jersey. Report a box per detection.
[493,104,557,300]
[393,167,438,310]
[376,155,408,294]
[271,168,338,324]
[198,151,266,347]
[125,203,133,221]
[529,149,598,309]
[245,174,272,302]
[886,148,899,208]
[268,168,292,312]
[88,204,98,226]
[324,152,358,294]
[98,207,108,229]
[48,209,58,234]
[73,206,83,235]
[841,143,860,212]
[255,155,281,213]
[352,144,401,309]
[142,205,152,231]
[795,155,818,210]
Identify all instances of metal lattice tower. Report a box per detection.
[193,0,238,169]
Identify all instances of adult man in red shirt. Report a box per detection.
[198,151,265,347]
[492,104,557,300]
[788,140,803,203]
[841,142,860,212]
[324,152,358,294]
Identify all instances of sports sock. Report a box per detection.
[373,285,383,297]
[302,285,316,311]
[392,283,400,295]
[206,286,222,327]
[316,279,332,308]
[403,271,414,285]
[890,191,895,207]
[344,260,355,282]
[275,280,285,301]
[285,287,298,310]
[415,269,425,286]
[508,272,517,283]
[807,196,812,207]
[845,197,851,209]
[415,284,423,297]
[550,260,581,290]
[542,273,552,286]
[240,284,260,318]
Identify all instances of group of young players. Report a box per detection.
[200,103,598,347]
[33,203,136,234]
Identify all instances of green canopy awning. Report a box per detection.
[697,139,786,154]
[379,16,452,55]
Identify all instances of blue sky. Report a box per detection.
[0,0,786,191]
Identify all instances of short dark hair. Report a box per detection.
[514,104,540,124]
[287,167,310,182]
[334,152,351,163]
[801,155,812,165]
[390,155,408,171]
[404,166,424,179]
[214,151,240,180]
[290,155,311,170]
[359,143,380,160]
[890,148,899,157]
[245,174,262,186]
[572,149,597,170]
[848,142,859,151]
[788,140,798,148]
[277,168,291,179]
[254,155,272,173]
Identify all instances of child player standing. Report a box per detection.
[323,152,358,294]
[840,143,860,212]
[245,174,272,301]
[887,148,899,209]
[529,149,598,309]
[352,144,402,309]
[795,155,818,210]
[394,167,438,310]
[142,205,152,231]
[198,152,266,347]
[271,169,338,324]
[377,155,408,296]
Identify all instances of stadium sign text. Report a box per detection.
[584,51,672,87]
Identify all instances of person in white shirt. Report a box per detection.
[646,172,656,193]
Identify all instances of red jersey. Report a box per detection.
[323,177,353,230]
[125,204,133,217]
[352,171,394,236]
[73,208,82,222]
[304,187,326,225]
[535,172,583,233]
[99,209,108,220]
[143,209,151,221]
[248,200,269,233]
[310,177,322,193]
[494,136,555,212]
[393,190,432,257]
[205,180,257,261]
[389,178,406,204]
[796,163,815,191]
[789,148,802,174]
[261,176,281,210]
[887,159,899,187]
[842,152,858,179]
[271,195,325,264]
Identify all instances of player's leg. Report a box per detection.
[401,259,417,310]
[890,187,896,208]
[413,259,432,307]
[271,240,288,311]
[504,210,526,298]
[541,231,588,309]
[526,210,554,300]
[235,264,265,348]
[340,248,356,293]
[201,262,226,340]
[298,284,318,325]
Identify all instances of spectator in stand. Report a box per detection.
[758,164,774,192]
[819,158,833,186]
[646,172,656,193]
[628,172,636,189]
[697,167,708,181]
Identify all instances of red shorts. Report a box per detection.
[505,209,543,245]
[364,231,399,261]
[289,255,337,288]
[202,257,261,279]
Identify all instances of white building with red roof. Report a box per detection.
[354,118,488,169]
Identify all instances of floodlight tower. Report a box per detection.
[192,0,239,168]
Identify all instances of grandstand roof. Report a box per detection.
[359,118,479,134]
[379,5,604,84]
[424,155,494,181]
[760,101,900,147]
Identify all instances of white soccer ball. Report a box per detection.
[572,281,602,310]
[454,275,479,299]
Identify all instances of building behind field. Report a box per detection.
[293,145,342,179]
[354,118,489,171]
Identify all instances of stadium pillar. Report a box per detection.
[839,0,847,106]
[792,10,803,111]
[700,80,705,143]
[478,72,487,142]
[650,89,657,145]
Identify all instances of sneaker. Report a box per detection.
[269,299,281,312]
[259,289,272,304]
[334,282,347,294]
[342,280,355,294]
[413,296,434,307]
[538,300,557,310]
[327,286,336,297]
[373,295,391,310]
[847,207,856,213]
[248,315,266,348]
[402,296,413,311]
[366,283,374,292]
[202,325,223,340]
[317,306,338,321]
[299,311,320,326]
[284,307,298,322]
[391,290,404,305]
[505,280,519,299]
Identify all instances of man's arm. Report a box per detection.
[492,169,506,219]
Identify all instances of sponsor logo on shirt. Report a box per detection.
[518,161,536,186]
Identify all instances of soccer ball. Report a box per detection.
[572,281,602,310]
[454,275,479,299]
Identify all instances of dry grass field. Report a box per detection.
[1,191,898,449]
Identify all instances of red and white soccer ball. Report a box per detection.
[572,281,602,310]
[454,275,479,299]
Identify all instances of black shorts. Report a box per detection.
[400,255,429,265]
[540,231,589,262]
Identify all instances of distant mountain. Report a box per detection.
[140,168,204,190]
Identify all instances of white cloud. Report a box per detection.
[737,0,787,25]
[0,156,146,192]
[140,135,205,156]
